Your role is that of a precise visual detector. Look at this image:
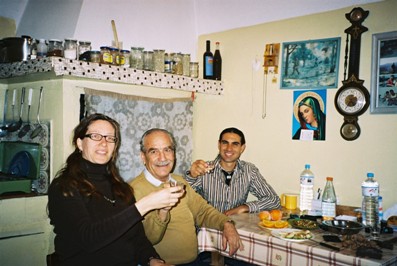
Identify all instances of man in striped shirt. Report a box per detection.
[184,127,281,216]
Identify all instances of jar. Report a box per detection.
[143,51,154,71]
[130,47,144,69]
[189,62,199,78]
[120,49,130,67]
[37,39,48,59]
[90,51,101,63]
[47,39,63,57]
[153,49,165,73]
[172,53,183,75]
[109,47,120,65]
[78,41,91,56]
[100,46,112,64]
[164,53,172,73]
[64,39,78,59]
[182,54,191,76]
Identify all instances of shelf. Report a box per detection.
[0,57,223,95]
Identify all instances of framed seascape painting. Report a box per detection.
[370,31,397,114]
[280,37,341,90]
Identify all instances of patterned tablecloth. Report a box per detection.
[197,213,397,266]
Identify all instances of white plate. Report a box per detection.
[271,228,313,242]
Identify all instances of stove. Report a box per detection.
[0,141,42,195]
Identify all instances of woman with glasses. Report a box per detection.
[48,113,183,266]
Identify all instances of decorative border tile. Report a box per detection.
[0,57,223,95]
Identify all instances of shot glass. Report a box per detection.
[169,180,185,192]
[206,161,215,173]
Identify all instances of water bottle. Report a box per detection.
[321,177,336,220]
[299,164,314,211]
[378,196,383,223]
[361,173,379,227]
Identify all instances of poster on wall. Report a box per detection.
[281,37,341,90]
[292,90,327,141]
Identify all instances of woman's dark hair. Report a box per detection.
[219,127,246,145]
[53,113,133,203]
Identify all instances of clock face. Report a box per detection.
[350,9,363,22]
[336,86,367,115]
[341,121,361,141]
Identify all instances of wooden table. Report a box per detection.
[198,213,397,266]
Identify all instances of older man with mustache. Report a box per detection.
[129,128,243,266]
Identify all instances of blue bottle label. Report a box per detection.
[205,56,213,76]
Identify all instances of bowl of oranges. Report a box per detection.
[258,209,289,229]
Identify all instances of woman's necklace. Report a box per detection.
[103,195,116,206]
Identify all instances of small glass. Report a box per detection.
[47,39,63,57]
[169,180,185,192]
[78,41,91,56]
[182,54,191,76]
[130,47,144,69]
[206,161,215,173]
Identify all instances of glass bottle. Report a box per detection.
[213,41,222,80]
[299,164,314,211]
[100,46,112,64]
[321,177,336,220]
[203,40,214,79]
[37,39,48,59]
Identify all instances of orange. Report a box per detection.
[262,220,275,228]
[274,220,289,228]
[258,211,271,221]
[270,209,283,221]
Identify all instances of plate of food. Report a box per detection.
[271,229,314,242]
[258,220,289,229]
[288,218,319,230]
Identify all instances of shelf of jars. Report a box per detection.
[0,57,223,95]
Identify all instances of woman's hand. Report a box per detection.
[149,258,174,266]
[135,187,185,216]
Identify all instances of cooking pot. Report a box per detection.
[320,219,364,235]
[0,35,32,63]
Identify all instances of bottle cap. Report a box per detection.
[305,164,310,169]
[367,172,374,178]
[326,177,333,181]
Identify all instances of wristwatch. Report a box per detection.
[185,170,191,176]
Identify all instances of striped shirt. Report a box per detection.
[184,156,281,213]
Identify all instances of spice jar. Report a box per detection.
[164,53,172,73]
[109,47,120,65]
[182,54,191,76]
[100,46,112,64]
[153,49,165,73]
[64,39,78,59]
[120,49,130,67]
[172,53,183,75]
[90,51,101,63]
[130,47,144,69]
[143,51,154,71]
[189,62,199,78]
[47,39,63,57]
[78,41,91,56]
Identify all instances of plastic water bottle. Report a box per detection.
[299,164,314,211]
[322,177,336,220]
[378,196,383,223]
[361,173,379,227]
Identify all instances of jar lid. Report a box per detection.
[79,41,91,44]
[109,47,119,51]
[49,39,62,43]
[100,46,110,50]
[64,38,77,42]
[121,49,130,53]
[90,50,101,54]
[131,47,144,50]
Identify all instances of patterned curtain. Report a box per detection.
[84,88,193,182]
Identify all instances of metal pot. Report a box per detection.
[320,220,364,235]
[0,35,32,63]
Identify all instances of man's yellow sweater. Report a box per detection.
[130,173,230,264]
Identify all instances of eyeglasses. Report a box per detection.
[84,133,118,143]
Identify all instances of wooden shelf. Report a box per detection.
[0,57,224,95]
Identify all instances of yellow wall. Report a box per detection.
[195,0,397,210]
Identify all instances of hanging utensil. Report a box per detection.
[18,88,33,138]
[30,87,44,139]
[0,89,9,137]
[7,87,25,132]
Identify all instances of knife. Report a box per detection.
[308,238,341,251]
